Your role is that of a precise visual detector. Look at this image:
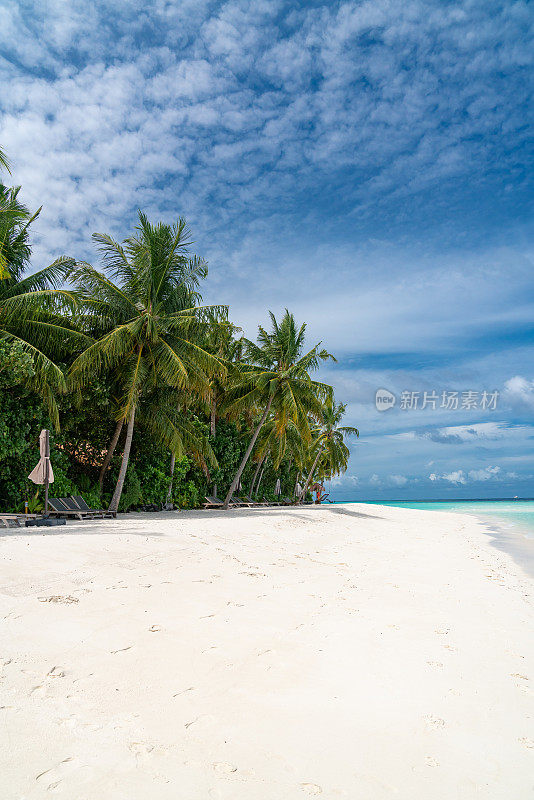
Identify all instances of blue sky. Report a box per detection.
[1,0,533,499]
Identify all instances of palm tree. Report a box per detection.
[221,309,334,509]
[0,184,82,425]
[299,400,358,501]
[69,211,228,513]
[96,389,124,491]
[202,322,243,436]
[252,415,306,499]
[199,322,243,498]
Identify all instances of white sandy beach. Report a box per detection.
[1,503,532,799]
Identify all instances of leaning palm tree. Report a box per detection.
[299,399,359,501]
[221,309,334,509]
[252,415,306,497]
[69,212,228,512]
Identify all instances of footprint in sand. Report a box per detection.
[149,625,161,632]
[519,737,534,749]
[129,741,155,758]
[425,756,440,767]
[36,757,82,789]
[213,762,237,775]
[424,715,445,730]
[300,783,322,795]
[427,661,444,669]
[505,650,524,659]
[38,595,79,604]
[47,666,66,678]
[186,714,215,730]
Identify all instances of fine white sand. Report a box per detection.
[1,503,532,799]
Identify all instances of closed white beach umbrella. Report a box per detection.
[28,429,54,513]
[275,478,281,496]
[296,482,302,496]
[28,430,54,485]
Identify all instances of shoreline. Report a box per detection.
[339,500,534,579]
[477,519,534,579]
[1,503,532,798]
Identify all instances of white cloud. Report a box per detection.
[0,0,531,292]
[429,465,521,484]
[467,465,501,481]
[388,474,408,487]
[429,470,467,484]
[503,376,534,410]
[329,474,359,487]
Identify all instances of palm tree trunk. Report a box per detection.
[108,407,136,513]
[166,452,176,504]
[255,463,266,497]
[250,455,265,496]
[210,403,216,437]
[299,445,324,503]
[210,403,217,496]
[222,396,273,509]
[98,419,123,491]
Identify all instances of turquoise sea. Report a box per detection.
[371,500,534,540]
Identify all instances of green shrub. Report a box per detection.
[119,466,142,511]
[174,480,200,509]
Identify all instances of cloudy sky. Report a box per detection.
[1,0,533,499]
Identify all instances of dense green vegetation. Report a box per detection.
[0,150,358,513]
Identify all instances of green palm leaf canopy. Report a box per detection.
[68,211,230,512]
[220,309,336,509]
[299,399,359,501]
[0,180,82,428]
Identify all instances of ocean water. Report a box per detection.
[365,500,534,540]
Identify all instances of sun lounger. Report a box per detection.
[48,497,114,520]
[0,515,22,528]
[244,495,269,506]
[70,496,116,518]
[48,498,91,519]
[204,496,221,508]
[60,497,103,518]
[233,496,256,507]
[203,495,236,509]
[203,495,249,509]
